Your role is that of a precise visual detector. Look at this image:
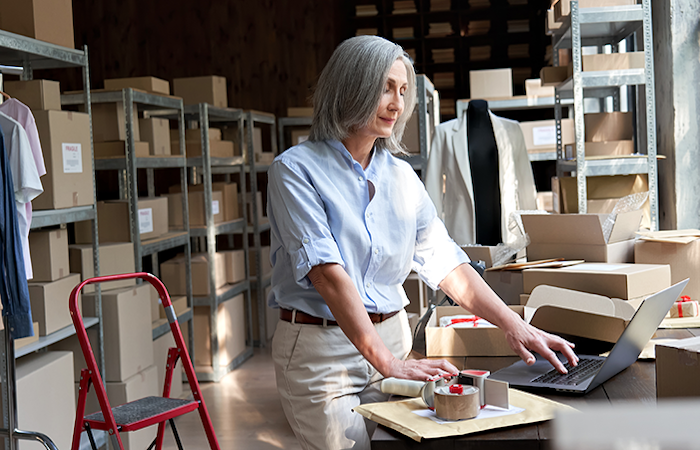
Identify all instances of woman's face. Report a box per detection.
[362,59,408,140]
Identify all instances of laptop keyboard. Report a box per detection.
[531,357,604,386]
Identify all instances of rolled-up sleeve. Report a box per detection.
[412,185,469,290]
[268,159,345,288]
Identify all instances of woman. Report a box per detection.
[267,35,578,450]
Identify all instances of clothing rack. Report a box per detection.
[0,33,102,450]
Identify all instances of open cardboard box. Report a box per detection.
[521,210,642,263]
[426,285,635,357]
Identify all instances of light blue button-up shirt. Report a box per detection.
[267,139,469,320]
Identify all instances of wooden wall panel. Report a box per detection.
[44,0,345,117]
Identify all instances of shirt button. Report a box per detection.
[374,249,379,255]
[358,176,363,181]
[302,238,309,244]
[366,282,371,288]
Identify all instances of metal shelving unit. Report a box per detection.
[551,0,658,229]
[155,103,254,382]
[61,89,196,349]
[277,116,311,153]
[0,30,100,450]
[245,110,277,347]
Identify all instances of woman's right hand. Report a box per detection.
[385,357,460,382]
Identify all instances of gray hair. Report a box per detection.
[309,35,417,154]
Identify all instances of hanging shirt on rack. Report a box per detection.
[0,111,43,280]
[0,99,46,281]
[0,126,34,339]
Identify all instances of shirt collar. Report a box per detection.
[327,139,380,176]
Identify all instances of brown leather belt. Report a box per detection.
[280,308,400,326]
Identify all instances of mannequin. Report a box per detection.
[466,100,501,246]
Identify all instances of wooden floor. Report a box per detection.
[161,347,302,450]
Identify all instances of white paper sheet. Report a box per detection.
[413,405,525,425]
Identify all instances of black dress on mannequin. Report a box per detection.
[467,100,502,246]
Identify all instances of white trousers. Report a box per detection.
[272,309,412,450]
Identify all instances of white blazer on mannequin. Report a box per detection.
[425,110,537,246]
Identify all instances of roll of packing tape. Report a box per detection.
[433,385,480,421]
[380,378,437,408]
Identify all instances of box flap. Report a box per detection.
[525,285,630,343]
[526,285,616,315]
[521,214,606,245]
[657,336,700,352]
[637,229,700,244]
[608,210,643,243]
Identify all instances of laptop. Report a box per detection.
[490,279,689,394]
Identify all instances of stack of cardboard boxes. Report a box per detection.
[166,181,241,227]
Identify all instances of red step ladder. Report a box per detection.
[69,273,220,450]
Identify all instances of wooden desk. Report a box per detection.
[371,328,700,449]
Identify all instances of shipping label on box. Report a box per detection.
[520,119,574,152]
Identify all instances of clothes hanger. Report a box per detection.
[0,91,10,100]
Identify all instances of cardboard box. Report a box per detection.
[83,284,154,382]
[69,242,136,293]
[524,78,555,97]
[520,119,574,153]
[166,190,224,228]
[11,322,39,350]
[404,274,429,316]
[28,273,80,336]
[90,102,140,142]
[635,231,700,301]
[523,262,671,300]
[94,140,150,158]
[49,327,98,381]
[139,118,171,156]
[287,107,313,117]
[250,286,275,342]
[149,285,161,325]
[194,294,246,367]
[540,65,573,86]
[104,76,170,95]
[9,352,76,450]
[656,337,700,399]
[185,182,239,222]
[173,76,227,108]
[290,128,311,147]
[160,253,226,297]
[584,112,633,142]
[537,191,554,212]
[469,68,513,99]
[556,174,649,214]
[484,269,525,305]
[172,138,235,158]
[153,332,184,399]
[582,52,645,72]
[553,0,637,22]
[75,197,168,243]
[426,284,636,356]
[461,245,500,269]
[159,296,188,320]
[565,140,635,159]
[170,127,222,142]
[0,0,75,48]
[4,80,61,111]
[222,249,245,284]
[521,210,643,263]
[29,228,69,282]
[545,9,561,35]
[32,110,94,210]
[248,245,271,277]
[246,191,266,225]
